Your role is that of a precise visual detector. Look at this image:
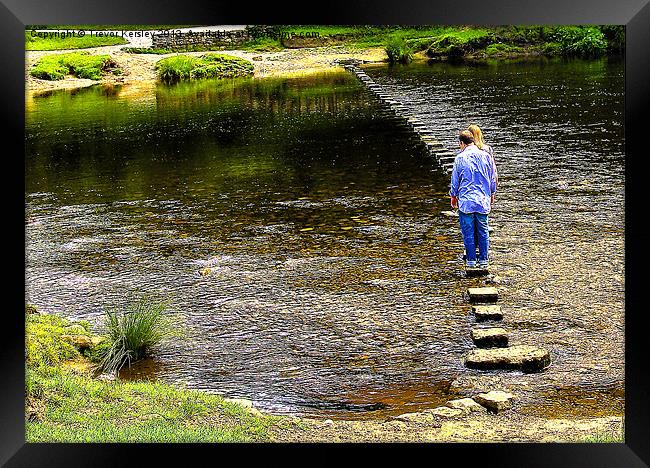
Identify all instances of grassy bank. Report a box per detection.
[245,25,624,59]
[26,31,127,50]
[26,307,283,442]
[30,51,121,80]
[155,54,254,81]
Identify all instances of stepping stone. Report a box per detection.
[471,305,503,321]
[470,327,508,348]
[464,345,551,373]
[446,398,486,414]
[467,287,499,303]
[472,391,514,413]
[424,406,463,418]
[465,267,489,277]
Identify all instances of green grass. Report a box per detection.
[240,37,284,52]
[26,366,276,442]
[30,51,119,80]
[26,309,284,442]
[99,297,175,373]
[26,31,127,50]
[155,54,254,82]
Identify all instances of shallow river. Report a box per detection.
[26,57,624,420]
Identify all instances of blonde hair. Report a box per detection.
[468,124,486,150]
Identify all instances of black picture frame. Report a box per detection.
[3,0,649,465]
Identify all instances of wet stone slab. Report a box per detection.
[467,287,499,303]
[464,345,551,373]
[473,391,515,413]
[470,327,509,348]
[465,267,489,277]
[471,305,503,321]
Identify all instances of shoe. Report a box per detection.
[466,261,477,268]
[478,261,489,269]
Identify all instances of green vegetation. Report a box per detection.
[99,297,175,373]
[240,37,284,52]
[30,51,119,80]
[245,25,624,61]
[385,37,413,64]
[26,305,284,442]
[26,31,127,50]
[155,54,254,82]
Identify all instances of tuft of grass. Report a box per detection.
[99,297,175,373]
[26,31,127,50]
[385,37,413,64]
[30,51,119,80]
[155,53,254,82]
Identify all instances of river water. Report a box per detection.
[25,57,624,420]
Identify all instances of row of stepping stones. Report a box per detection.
[465,286,551,373]
[341,63,456,173]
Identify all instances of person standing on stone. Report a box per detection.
[450,130,497,269]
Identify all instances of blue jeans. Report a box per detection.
[458,211,489,263]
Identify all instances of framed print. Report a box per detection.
[2,0,649,465]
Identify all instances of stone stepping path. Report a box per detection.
[463,269,550,374]
[341,62,455,174]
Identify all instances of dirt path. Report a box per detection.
[26,45,388,94]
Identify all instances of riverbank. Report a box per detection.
[25,45,388,93]
[26,308,623,442]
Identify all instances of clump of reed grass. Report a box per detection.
[99,297,175,373]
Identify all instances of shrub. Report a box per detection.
[30,52,119,81]
[600,25,625,53]
[98,297,175,373]
[385,37,413,64]
[551,26,608,57]
[155,54,254,82]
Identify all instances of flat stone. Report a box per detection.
[470,327,509,348]
[471,305,503,321]
[465,267,489,277]
[424,406,463,418]
[393,411,435,423]
[464,345,551,373]
[60,334,93,349]
[467,287,499,303]
[446,398,486,414]
[440,210,458,217]
[473,391,515,413]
